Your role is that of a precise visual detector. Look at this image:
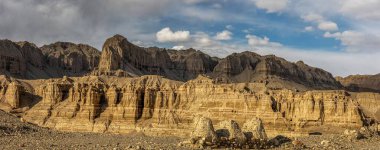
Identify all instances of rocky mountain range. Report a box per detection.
[336,74,380,92]
[0,39,100,79]
[0,34,379,146]
[0,34,342,91]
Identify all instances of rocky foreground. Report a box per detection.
[1,110,380,150]
[0,110,181,149]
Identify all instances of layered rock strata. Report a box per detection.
[0,75,376,138]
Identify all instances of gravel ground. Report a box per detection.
[0,110,182,150]
[1,110,380,150]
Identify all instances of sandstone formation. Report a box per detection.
[216,120,247,145]
[242,118,268,140]
[0,74,376,139]
[336,74,380,92]
[190,116,219,143]
[0,34,380,146]
[4,82,21,108]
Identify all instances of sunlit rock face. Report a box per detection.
[0,75,376,138]
[0,34,377,138]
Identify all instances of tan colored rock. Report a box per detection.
[190,116,218,143]
[336,74,380,92]
[0,74,378,139]
[217,120,247,145]
[41,83,62,105]
[4,82,21,108]
[343,129,365,140]
[321,140,330,147]
[242,118,268,141]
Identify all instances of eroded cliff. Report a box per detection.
[0,75,377,137]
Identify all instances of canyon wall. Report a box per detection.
[0,75,377,137]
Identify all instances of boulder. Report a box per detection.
[242,117,268,141]
[343,129,365,140]
[217,120,247,146]
[4,82,21,108]
[190,116,218,144]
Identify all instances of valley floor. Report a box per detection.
[1,110,380,150]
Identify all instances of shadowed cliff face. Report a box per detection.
[0,40,101,79]
[98,34,219,81]
[0,34,341,90]
[96,35,341,90]
[336,74,380,93]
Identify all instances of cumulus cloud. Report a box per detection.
[156,27,190,43]
[214,30,232,40]
[340,0,380,20]
[183,0,205,4]
[0,0,177,48]
[304,26,314,32]
[253,0,288,13]
[324,30,380,52]
[193,32,213,46]
[302,13,324,22]
[180,7,223,21]
[172,45,186,50]
[318,21,339,31]
[246,34,282,48]
[301,13,338,31]
[226,25,233,30]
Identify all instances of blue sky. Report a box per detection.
[0,0,380,76]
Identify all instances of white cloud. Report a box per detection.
[180,7,222,21]
[212,3,222,9]
[318,21,339,31]
[323,32,341,38]
[302,13,324,22]
[253,0,288,13]
[214,30,232,40]
[226,25,233,30]
[246,34,282,48]
[172,45,186,50]
[340,0,380,20]
[324,30,380,52]
[304,26,314,32]
[193,32,213,46]
[156,27,190,43]
[302,13,338,31]
[183,0,205,4]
